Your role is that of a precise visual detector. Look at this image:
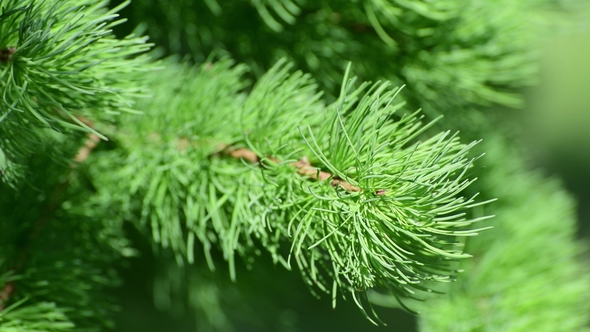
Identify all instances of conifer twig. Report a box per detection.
[221,146,366,193]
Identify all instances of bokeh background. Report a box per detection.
[524,28,590,238]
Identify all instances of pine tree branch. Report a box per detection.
[0,117,100,312]
[89,59,490,323]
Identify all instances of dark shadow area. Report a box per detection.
[111,224,417,332]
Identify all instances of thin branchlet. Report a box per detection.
[221,146,363,192]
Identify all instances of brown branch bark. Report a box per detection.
[0,282,13,311]
[222,146,370,193]
[0,47,16,63]
[73,133,101,164]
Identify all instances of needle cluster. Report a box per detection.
[0,0,150,185]
[88,57,489,320]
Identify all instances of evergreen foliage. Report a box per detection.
[0,149,133,330]
[0,0,150,185]
[1,0,589,331]
[86,57,488,321]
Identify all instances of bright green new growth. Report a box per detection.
[88,57,488,320]
[0,0,150,185]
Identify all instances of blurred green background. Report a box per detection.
[524,29,590,239]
